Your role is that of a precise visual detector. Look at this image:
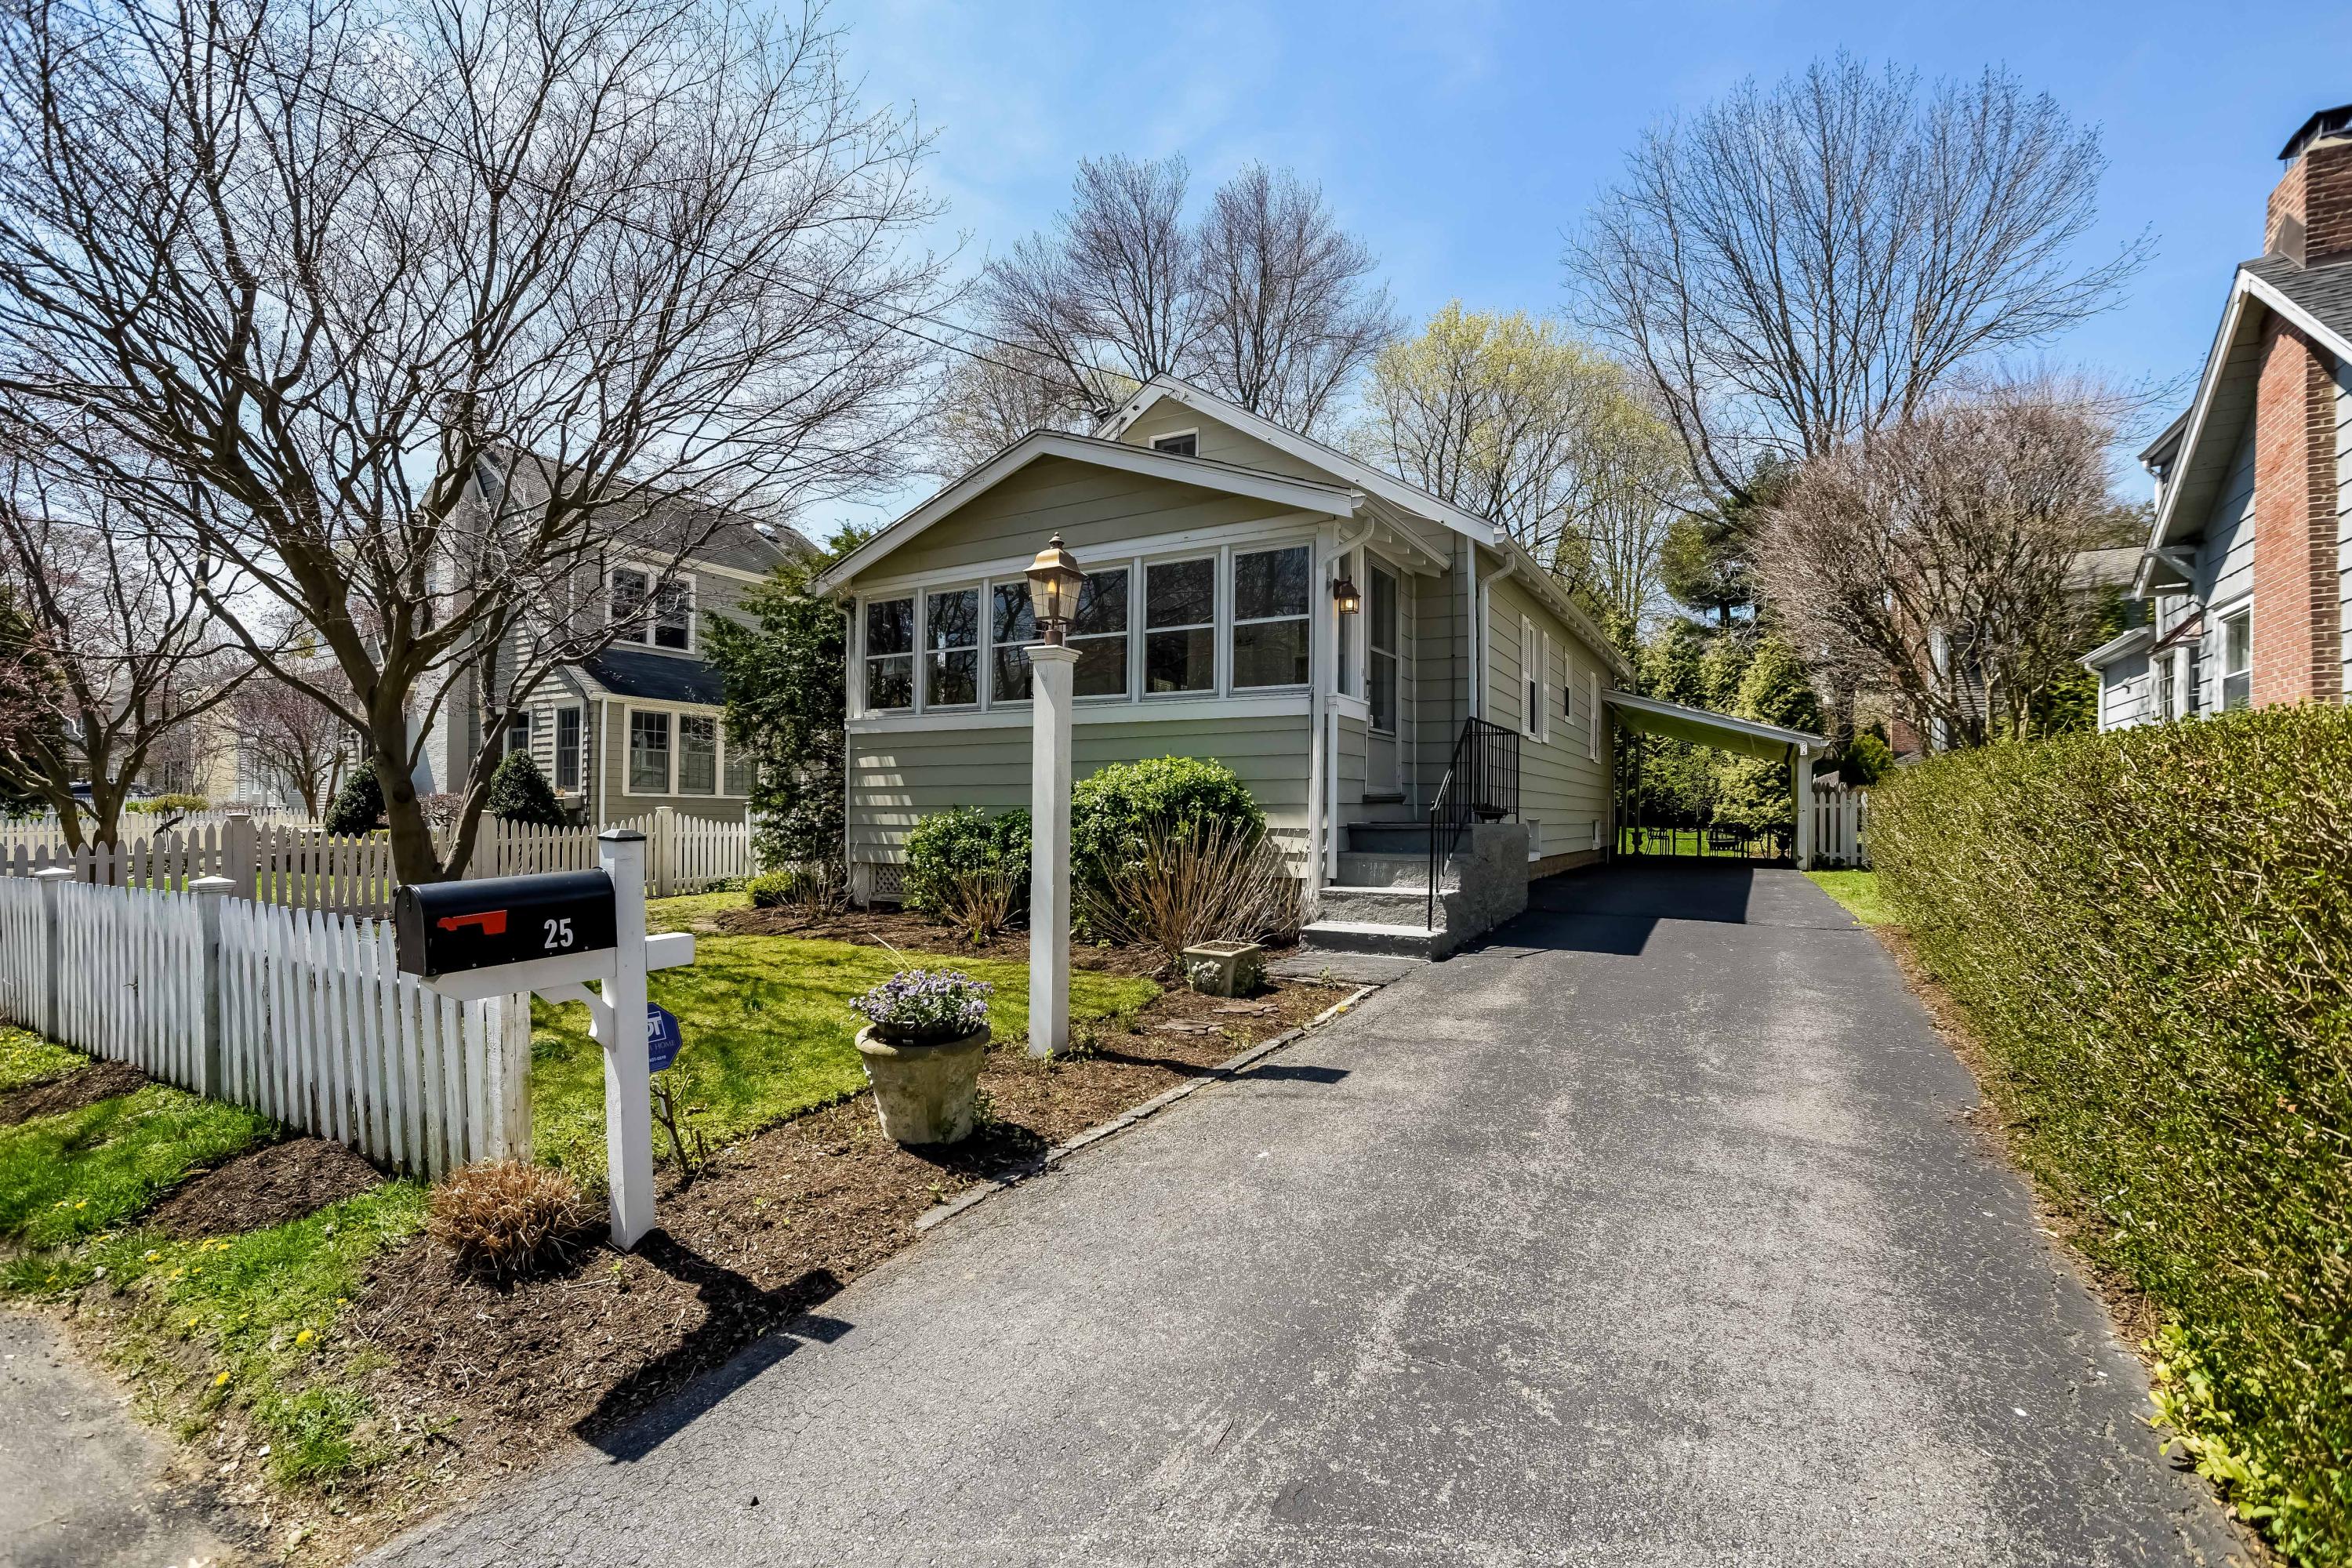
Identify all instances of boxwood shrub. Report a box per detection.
[1871,706,2352,1563]
[1071,756,1264,884]
[902,806,1031,916]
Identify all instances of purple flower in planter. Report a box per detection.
[850,968,993,1041]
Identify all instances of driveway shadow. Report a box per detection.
[579,1236,851,1461]
[1496,861,1766,956]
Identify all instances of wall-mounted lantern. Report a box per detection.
[1331,574,1363,615]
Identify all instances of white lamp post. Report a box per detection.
[1024,533,1085,1058]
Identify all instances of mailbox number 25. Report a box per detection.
[543,917,575,952]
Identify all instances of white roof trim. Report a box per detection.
[814,430,1358,593]
[2135,265,2352,597]
[2079,624,2155,670]
[1102,378,1635,678]
[1102,379,1497,540]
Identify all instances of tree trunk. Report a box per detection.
[369,703,449,884]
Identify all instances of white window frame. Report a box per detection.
[859,592,917,715]
[1520,615,1541,741]
[625,708,673,797]
[618,701,755,799]
[608,562,696,653]
[921,583,984,711]
[1149,428,1200,457]
[1230,543,1314,693]
[1142,551,1222,699]
[554,706,583,793]
[1587,670,1600,761]
[2220,604,2252,711]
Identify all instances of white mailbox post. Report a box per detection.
[396,828,691,1250]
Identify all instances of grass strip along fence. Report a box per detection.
[1871,706,2352,1564]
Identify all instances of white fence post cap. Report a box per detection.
[31,866,74,882]
[189,875,234,895]
[597,829,646,843]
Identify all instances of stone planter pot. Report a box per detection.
[855,1024,989,1145]
[1181,940,1265,997]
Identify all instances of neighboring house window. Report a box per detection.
[722,733,753,797]
[2155,653,2176,720]
[1069,565,1131,696]
[925,587,980,706]
[554,707,581,791]
[2222,609,2252,710]
[505,712,532,757]
[1521,617,1540,740]
[990,583,1036,702]
[1231,545,1310,689]
[1152,431,1199,457]
[629,711,671,793]
[1368,564,1398,734]
[1587,670,1599,761]
[608,567,694,651]
[864,597,914,711]
[1145,557,1217,694]
[677,714,718,795]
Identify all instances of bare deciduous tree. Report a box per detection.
[1570,54,2147,506]
[0,0,948,881]
[0,450,241,846]
[955,154,1396,456]
[230,662,356,816]
[1192,164,1399,435]
[1756,387,2117,750]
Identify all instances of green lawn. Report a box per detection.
[529,931,1159,1177]
[1806,869,1893,927]
[0,1025,85,1093]
[0,1083,273,1247]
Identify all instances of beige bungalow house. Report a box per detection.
[814,377,1642,955]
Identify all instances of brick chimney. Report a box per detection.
[2268,102,2352,266]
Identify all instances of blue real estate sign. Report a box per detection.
[647,1004,682,1073]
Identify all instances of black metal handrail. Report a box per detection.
[1425,717,1520,927]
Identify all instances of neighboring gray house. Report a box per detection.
[416,490,807,828]
[2085,100,2352,728]
[812,376,1644,953]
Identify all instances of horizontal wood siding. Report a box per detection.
[1120,406,1337,483]
[848,714,1310,865]
[1486,574,1614,859]
[878,457,1298,579]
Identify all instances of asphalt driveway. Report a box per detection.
[370,862,2241,1567]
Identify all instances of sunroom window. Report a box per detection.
[864,597,914,711]
[990,583,1036,702]
[1069,566,1131,697]
[1232,545,1309,689]
[925,587,979,706]
[1145,557,1216,694]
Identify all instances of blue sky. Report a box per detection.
[827,0,2352,528]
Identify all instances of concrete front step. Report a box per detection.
[1316,884,1452,929]
[1345,823,1433,857]
[1336,850,1461,890]
[1300,919,1449,960]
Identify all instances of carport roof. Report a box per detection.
[1604,690,1825,761]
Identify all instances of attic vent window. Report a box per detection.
[1152,431,1199,458]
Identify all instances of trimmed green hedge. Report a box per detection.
[902,807,1030,916]
[1071,756,1264,881]
[1872,706,2352,1563]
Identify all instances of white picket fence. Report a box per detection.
[0,873,526,1178]
[1810,782,1871,868]
[0,808,311,859]
[1,807,754,916]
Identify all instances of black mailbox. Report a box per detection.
[394,871,619,979]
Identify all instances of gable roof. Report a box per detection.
[813,429,1359,593]
[1099,379,1635,677]
[2136,256,2352,593]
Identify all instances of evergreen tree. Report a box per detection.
[323,765,384,835]
[485,750,568,826]
[702,535,847,869]
[1713,636,1822,834]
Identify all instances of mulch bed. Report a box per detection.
[321,973,1351,1548]
[149,1138,385,1239]
[0,1058,147,1127]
